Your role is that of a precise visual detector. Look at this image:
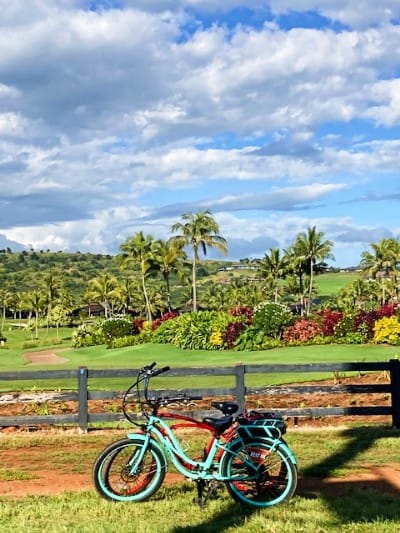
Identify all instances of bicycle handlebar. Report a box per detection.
[151,365,170,377]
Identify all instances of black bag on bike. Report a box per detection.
[236,410,286,439]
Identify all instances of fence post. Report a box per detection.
[78,366,89,433]
[389,359,400,429]
[234,364,246,414]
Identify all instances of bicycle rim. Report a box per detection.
[93,438,166,502]
[222,439,297,507]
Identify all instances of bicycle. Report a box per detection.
[93,362,298,507]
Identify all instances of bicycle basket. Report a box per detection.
[236,410,286,439]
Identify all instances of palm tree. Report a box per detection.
[258,248,287,303]
[170,211,228,312]
[283,243,309,314]
[360,238,400,303]
[118,232,159,322]
[294,226,334,315]
[41,272,62,332]
[86,272,118,318]
[26,290,44,338]
[0,289,13,334]
[113,277,137,315]
[153,238,188,312]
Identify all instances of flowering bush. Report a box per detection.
[354,304,398,340]
[102,317,133,347]
[283,318,323,344]
[253,302,293,339]
[373,316,400,345]
[209,330,224,348]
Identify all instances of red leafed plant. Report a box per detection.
[283,318,323,343]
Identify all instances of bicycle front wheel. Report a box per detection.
[221,439,297,507]
[93,437,167,502]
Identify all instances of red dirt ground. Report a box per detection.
[0,350,398,498]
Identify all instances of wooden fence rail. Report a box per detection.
[0,360,399,431]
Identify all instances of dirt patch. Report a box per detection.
[23,350,69,365]
[0,371,397,498]
[0,371,394,425]
[0,437,399,498]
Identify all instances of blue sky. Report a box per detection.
[1,1,400,267]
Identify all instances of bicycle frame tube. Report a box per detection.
[128,414,232,481]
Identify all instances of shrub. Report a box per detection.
[222,321,247,349]
[316,309,343,336]
[108,335,140,349]
[152,310,231,350]
[151,311,179,331]
[283,318,323,344]
[234,325,282,351]
[229,306,253,324]
[101,317,133,347]
[253,302,293,339]
[132,318,145,334]
[71,321,105,348]
[334,315,355,338]
[373,316,400,345]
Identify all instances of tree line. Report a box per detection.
[0,210,399,337]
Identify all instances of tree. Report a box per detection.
[0,289,13,334]
[41,272,63,332]
[113,277,137,315]
[170,211,228,312]
[25,290,44,338]
[258,248,287,303]
[360,238,400,303]
[153,238,188,312]
[294,226,334,315]
[118,232,160,322]
[85,272,118,318]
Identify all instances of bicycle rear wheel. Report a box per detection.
[93,437,167,502]
[221,439,297,507]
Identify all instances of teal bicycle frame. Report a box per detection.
[126,412,296,483]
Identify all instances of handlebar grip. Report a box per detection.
[189,396,203,401]
[152,365,170,377]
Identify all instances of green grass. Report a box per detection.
[0,427,399,532]
[315,271,358,297]
[1,323,400,391]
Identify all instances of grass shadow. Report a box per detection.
[299,425,400,524]
[169,497,257,533]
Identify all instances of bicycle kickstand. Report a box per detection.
[194,480,220,507]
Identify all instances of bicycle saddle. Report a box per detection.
[202,415,234,434]
[211,401,239,415]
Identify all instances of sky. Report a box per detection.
[1,1,400,267]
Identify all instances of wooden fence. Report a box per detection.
[0,360,399,431]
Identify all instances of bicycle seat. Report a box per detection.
[202,415,234,434]
[211,401,239,415]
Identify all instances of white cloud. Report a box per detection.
[0,1,399,267]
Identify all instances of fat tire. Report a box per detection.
[93,437,166,502]
[221,438,297,507]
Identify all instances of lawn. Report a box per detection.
[0,426,399,532]
[0,322,399,391]
[314,271,358,297]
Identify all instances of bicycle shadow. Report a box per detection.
[169,426,400,532]
[169,497,257,533]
